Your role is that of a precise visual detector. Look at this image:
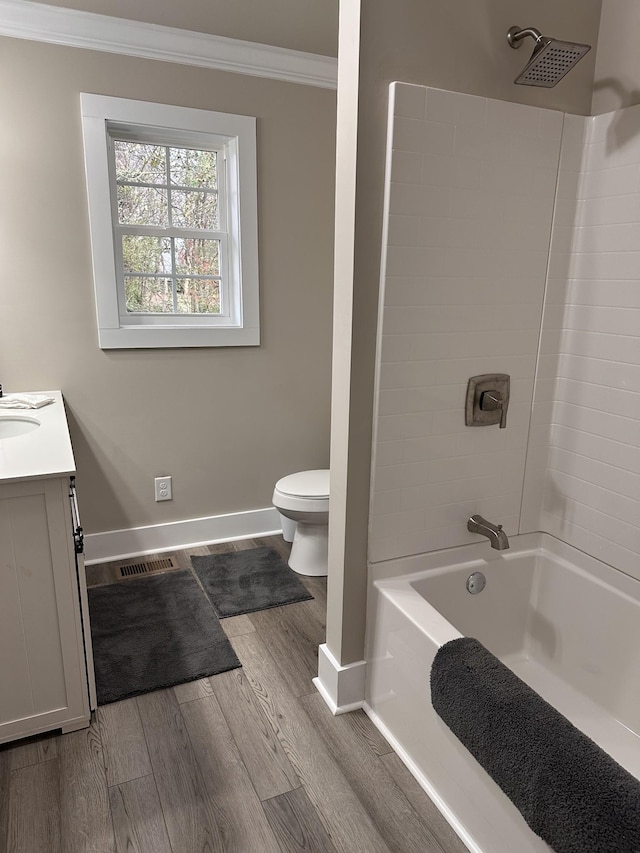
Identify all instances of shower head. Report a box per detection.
[507,26,591,88]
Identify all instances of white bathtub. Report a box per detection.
[365,532,640,853]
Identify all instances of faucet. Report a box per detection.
[467,514,510,550]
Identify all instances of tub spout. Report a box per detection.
[467,514,510,550]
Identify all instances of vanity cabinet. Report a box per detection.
[0,408,96,743]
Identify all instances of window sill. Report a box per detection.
[97,324,260,349]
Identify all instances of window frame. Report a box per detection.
[81,94,259,348]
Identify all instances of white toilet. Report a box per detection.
[272,469,329,577]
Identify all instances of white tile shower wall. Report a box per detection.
[369,83,563,563]
[526,106,640,581]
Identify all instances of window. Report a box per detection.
[81,94,259,348]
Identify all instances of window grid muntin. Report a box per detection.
[164,145,171,225]
[116,178,220,193]
[109,135,228,319]
[168,230,177,313]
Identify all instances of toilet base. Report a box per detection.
[288,522,328,577]
[279,512,297,543]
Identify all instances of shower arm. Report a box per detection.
[507,26,545,50]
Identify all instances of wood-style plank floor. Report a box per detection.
[0,535,468,853]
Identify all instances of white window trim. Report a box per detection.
[81,93,260,348]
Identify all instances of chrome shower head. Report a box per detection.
[507,26,591,88]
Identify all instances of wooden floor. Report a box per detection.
[0,535,468,853]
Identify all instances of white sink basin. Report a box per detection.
[0,415,41,439]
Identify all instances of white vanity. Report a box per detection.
[0,391,96,743]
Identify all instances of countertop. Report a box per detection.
[0,391,76,483]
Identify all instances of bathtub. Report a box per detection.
[365,532,640,853]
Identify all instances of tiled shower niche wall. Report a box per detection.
[369,83,563,563]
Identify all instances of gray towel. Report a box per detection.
[430,637,640,853]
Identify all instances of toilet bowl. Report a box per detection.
[272,469,329,577]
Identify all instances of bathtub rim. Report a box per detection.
[369,531,640,602]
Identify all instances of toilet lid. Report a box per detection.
[275,469,329,499]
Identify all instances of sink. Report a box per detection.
[0,415,41,439]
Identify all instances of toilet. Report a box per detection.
[272,469,329,577]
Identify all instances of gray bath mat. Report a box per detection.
[88,569,241,706]
[191,547,313,618]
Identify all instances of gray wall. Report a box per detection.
[592,0,640,114]
[0,33,336,535]
[327,0,603,666]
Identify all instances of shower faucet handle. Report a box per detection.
[480,391,502,410]
[480,391,507,429]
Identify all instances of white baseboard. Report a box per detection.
[84,506,281,564]
[313,643,366,715]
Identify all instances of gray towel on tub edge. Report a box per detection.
[430,636,640,853]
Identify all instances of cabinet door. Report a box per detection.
[0,478,90,741]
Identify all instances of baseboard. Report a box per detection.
[314,643,366,715]
[84,506,281,564]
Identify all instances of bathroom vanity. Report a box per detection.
[0,391,95,743]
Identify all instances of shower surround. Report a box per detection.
[370,82,640,582]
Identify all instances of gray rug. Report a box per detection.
[88,570,241,706]
[191,546,313,618]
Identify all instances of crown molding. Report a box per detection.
[0,0,338,89]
